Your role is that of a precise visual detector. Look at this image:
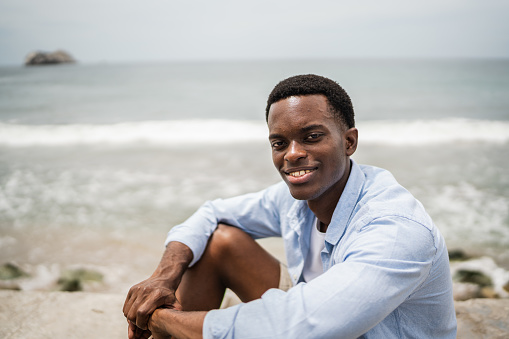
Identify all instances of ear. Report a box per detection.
[344,127,358,156]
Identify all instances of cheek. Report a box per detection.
[272,152,282,167]
[322,149,346,176]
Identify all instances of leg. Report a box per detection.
[176,224,281,311]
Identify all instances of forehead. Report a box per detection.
[267,94,337,131]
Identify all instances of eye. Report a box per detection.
[305,133,323,142]
[271,140,286,150]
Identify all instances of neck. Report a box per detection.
[307,194,340,232]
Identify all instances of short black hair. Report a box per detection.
[265,74,355,129]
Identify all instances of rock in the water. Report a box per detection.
[450,256,509,299]
[0,263,28,280]
[449,249,470,261]
[57,268,103,292]
[25,50,75,66]
[454,269,493,287]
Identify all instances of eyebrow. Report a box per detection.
[301,124,326,133]
[269,124,327,140]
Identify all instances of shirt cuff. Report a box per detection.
[203,304,242,339]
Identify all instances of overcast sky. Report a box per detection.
[1,0,508,65]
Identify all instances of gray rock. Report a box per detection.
[454,282,482,301]
[57,268,104,292]
[456,298,509,339]
[455,269,493,287]
[25,50,75,66]
[449,249,470,261]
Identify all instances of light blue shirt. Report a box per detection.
[166,160,457,338]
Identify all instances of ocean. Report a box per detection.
[1,59,508,293]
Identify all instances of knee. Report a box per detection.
[209,224,251,257]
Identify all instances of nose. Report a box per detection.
[284,141,307,163]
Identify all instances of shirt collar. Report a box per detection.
[287,198,313,236]
[324,159,365,247]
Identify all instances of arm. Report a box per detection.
[203,217,442,338]
[149,308,207,339]
[123,241,193,332]
[124,182,288,337]
[166,182,288,267]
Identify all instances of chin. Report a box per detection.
[287,185,319,201]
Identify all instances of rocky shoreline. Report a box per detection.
[2,249,508,299]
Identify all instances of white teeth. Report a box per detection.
[289,170,312,177]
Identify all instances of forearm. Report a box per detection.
[150,308,206,339]
[153,241,194,288]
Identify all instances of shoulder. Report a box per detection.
[355,163,433,231]
[344,164,444,257]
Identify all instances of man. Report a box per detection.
[123,74,457,338]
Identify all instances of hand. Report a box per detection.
[128,320,152,339]
[123,276,180,332]
[123,242,193,338]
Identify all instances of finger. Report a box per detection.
[123,286,136,316]
[140,329,152,339]
[126,294,157,330]
[129,321,152,339]
[133,303,156,330]
[135,325,152,339]
[125,289,153,325]
[123,284,148,317]
[128,320,136,339]
[130,290,175,329]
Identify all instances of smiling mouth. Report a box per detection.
[286,169,316,177]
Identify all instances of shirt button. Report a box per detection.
[293,275,297,280]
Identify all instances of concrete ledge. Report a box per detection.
[1,290,508,338]
[0,290,126,338]
[455,298,509,339]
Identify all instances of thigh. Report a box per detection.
[221,261,292,308]
[213,224,281,301]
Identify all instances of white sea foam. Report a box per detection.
[1,119,508,147]
[358,119,509,145]
[423,181,509,249]
[0,120,268,147]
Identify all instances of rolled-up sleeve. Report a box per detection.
[165,182,288,266]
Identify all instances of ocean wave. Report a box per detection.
[359,119,509,145]
[0,120,268,147]
[1,119,508,147]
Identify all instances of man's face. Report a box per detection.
[267,94,357,204]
